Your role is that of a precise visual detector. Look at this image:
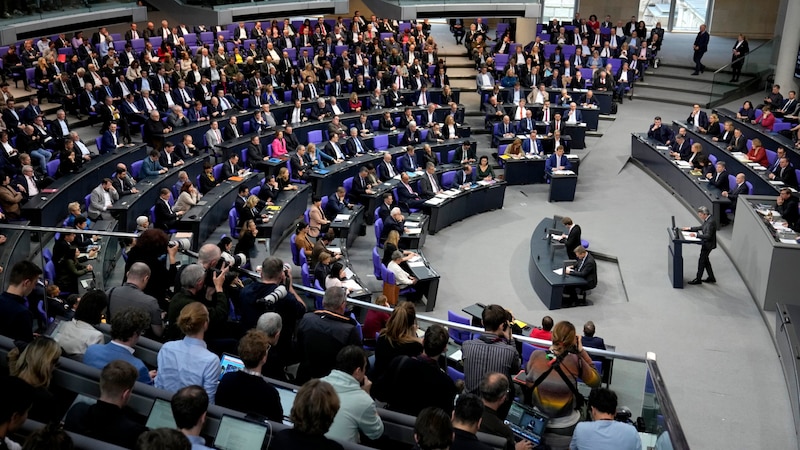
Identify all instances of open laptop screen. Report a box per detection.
[505,402,548,444]
[145,398,176,430]
[213,415,269,450]
[219,353,245,380]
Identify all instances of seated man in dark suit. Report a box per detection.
[545,145,572,177]
[454,141,477,164]
[776,188,800,231]
[707,161,730,190]
[290,145,310,181]
[349,166,374,204]
[396,172,427,211]
[721,172,748,216]
[64,360,148,449]
[310,97,332,121]
[769,157,798,189]
[646,116,675,145]
[325,186,352,220]
[246,135,269,171]
[727,129,747,153]
[154,188,183,230]
[111,166,139,196]
[669,135,691,161]
[382,207,408,241]
[563,245,597,306]
[220,153,245,181]
[376,192,394,222]
[483,96,504,128]
[158,141,185,169]
[451,164,474,189]
[400,121,422,146]
[398,146,421,173]
[99,122,123,154]
[419,163,443,199]
[378,152,399,181]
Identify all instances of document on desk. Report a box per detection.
[731,152,749,162]
[405,221,420,228]
[408,255,422,263]
[769,181,785,186]
[425,197,446,205]
[779,238,799,245]
[674,161,692,169]
[342,278,363,291]
[334,214,350,222]
[408,260,426,268]
[344,267,354,279]
[552,170,576,175]
[681,231,700,241]
[477,180,495,186]
[749,164,767,171]
[327,247,342,254]
[448,349,463,362]
[656,145,670,151]
[553,268,564,275]
[406,228,422,235]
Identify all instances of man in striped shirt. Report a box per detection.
[461,304,521,417]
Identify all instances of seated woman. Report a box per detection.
[314,251,333,287]
[65,201,91,228]
[746,138,769,167]
[56,246,93,294]
[52,290,107,360]
[276,167,297,191]
[525,321,600,449]
[308,196,330,238]
[476,155,495,180]
[58,148,81,177]
[8,336,62,422]
[504,138,523,159]
[234,219,259,262]
[173,181,202,214]
[295,221,314,261]
[348,92,362,112]
[702,113,722,137]
[325,261,348,291]
[239,195,269,226]
[372,302,423,379]
[382,230,417,269]
[737,100,756,122]
[198,162,219,195]
[156,302,221,403]
[216,329,283,422]
[271,130,288,158]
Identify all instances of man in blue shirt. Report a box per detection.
[172,385,215,450]
[0,261,40,344]
[140,149,167,177]
[570,388,642,450]
[84,306,155,384]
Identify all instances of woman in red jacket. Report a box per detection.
[746,138,770,167]
[754,105,776,131]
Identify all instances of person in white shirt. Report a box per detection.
[387,250,416,288]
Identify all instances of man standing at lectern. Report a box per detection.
[682,206,716,285]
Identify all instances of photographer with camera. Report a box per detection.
[524,321,601,450]
[165,263,230,342]
[462,305,521,417]
[240,257,306,382]
[570,387,642,450]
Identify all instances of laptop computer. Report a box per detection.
[219,353,245,380]
[274,385,297,423]
[504,402,548,445]
[62,394,96,422]
[145,398,177,430]
[44,318,64,338]
[213,414,271,450]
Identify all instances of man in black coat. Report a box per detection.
[154,188,183,230]
[683,206,717,285]
[564,245,597,306]
[558,216,582,260]
[776,188,800,231]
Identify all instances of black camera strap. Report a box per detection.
[529,350,583,402]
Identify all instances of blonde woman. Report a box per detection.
[8,337,62,422]
[372,302,423,379]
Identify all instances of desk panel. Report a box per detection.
[715,108,799,167]
[426,182,507,234]
[259,184,311,254]
[631,133,730,229]
[22,144,147,226]
[528,219,589,310]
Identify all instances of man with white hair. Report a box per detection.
[400,121,421,146]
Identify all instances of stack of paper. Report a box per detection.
[552,170,576,175]
[656,145,670,151]
[342,279,362,291]
[408,260,426,268]
[674,161,692,169]
[681,231,700,241]
[405,221,420,228]
[553,268,564,275]
[406,228,422,235]
[334,214,350,222]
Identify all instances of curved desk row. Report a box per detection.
[631,133,730,228]
[715,108,798,167]
[0,224,30,285]
[177,172,265,250]
[108,156,208,231]
[482,86,614,115]
[528,219,589,310]
[426,181,507,234]
[675,121,780,196]
[21,144,148,227]
[503,153,581,185]
[259,184,312,254]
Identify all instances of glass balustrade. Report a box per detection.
[709,38,775,108]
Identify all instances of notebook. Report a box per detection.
[504,402,548,444]
[145,398,177,429]
[213,415,270,450]
[219,353,245,380]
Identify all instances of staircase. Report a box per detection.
[632,63,764,108]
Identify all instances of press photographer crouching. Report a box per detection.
[240,257,307,382]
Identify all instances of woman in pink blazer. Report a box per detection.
[271,130,288,157]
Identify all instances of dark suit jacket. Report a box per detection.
[729,135,747,153]
[561,224,582,259]
[694,31,709,53]
[345,136,368,157]
[349,175,370,203]
[571,252,597,290]
[377,202,392,222]
[220,161,242,181]
[154,199,178,230]
[777,196,800,229]
[419,172,440,199]
[772,165,799,189]
[709,170,729,190]
[325,193,348,220]
[112,176,137,196]
[378,160,397,181]
[223,124,242,140]
[158,150,180,169]
[688,216,716,250]
[687,111,709,129]
[64,400,147,449]
[290,153,308,178]
[400,129,421,146]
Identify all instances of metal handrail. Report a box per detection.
[712,38,774,74]
[0,223,137,238]
[646,355,690,450]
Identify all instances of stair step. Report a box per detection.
[450,79,477,90]
[631,85,722,107]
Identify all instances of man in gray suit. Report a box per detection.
[683,206,717,284]
[88,178,119,220]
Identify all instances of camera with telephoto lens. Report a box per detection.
[220,252,247,268]
[168,238,191,250]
